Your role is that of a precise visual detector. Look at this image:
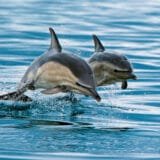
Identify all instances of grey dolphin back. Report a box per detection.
[92,35,105,52]
[49,27,62,52]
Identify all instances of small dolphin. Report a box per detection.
[88,35,137,89]
[0,28,101,102]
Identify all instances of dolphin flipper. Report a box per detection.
[121,80,128,89]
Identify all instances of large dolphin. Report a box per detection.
[88,35,137,89]
[0,28,101,102]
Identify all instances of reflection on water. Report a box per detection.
[0,0,160,159]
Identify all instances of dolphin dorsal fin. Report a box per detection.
[92,35,105,52]
[49,27,62,52]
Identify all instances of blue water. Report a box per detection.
[0,0,160,159]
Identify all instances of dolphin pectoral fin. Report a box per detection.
[41,87,64,95]
[121,80,128,89]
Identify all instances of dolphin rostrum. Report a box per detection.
[88,35,137,89]
[0,28,101,102]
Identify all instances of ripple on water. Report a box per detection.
[0,0,160,159]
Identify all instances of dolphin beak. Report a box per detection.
[88,88,101,102]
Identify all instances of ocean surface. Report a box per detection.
[0,0,160,159]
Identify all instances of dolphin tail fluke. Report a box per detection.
[0,90,32,102]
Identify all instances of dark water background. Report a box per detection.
[0,0,160,159]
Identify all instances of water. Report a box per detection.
[0,0,160,159]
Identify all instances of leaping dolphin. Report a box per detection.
[0,28,101,102]
[88,35,137,89]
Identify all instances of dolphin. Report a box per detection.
[88,35,137,89]
[0,28,101,102]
